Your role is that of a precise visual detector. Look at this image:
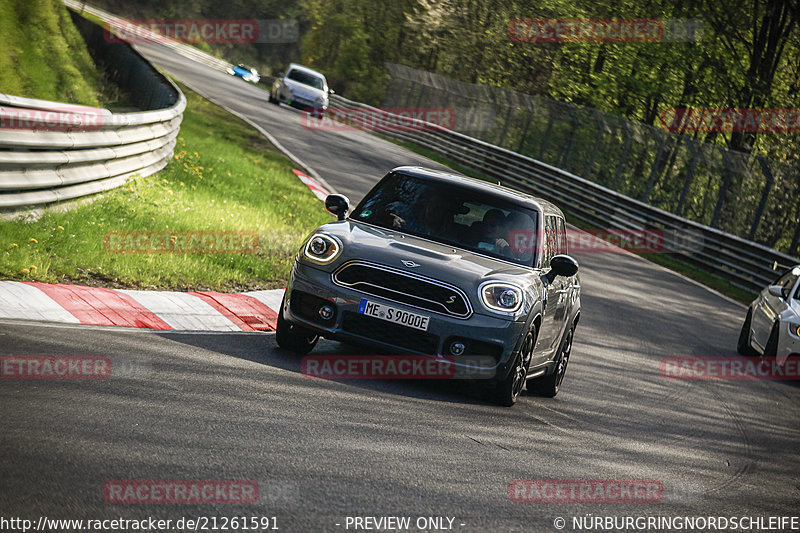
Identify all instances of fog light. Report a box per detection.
[450,342,466,356]
[318,305,334,320]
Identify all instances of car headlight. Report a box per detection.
[789,323,800,338]
[480,282,523,313]
[302,233,341,264]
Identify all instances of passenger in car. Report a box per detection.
[504,211,536,264]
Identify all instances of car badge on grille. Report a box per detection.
[401,260,421,268]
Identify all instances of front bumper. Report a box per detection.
[286,95,327,113]
[284,262,528,379]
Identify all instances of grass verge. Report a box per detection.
[383,135,757,304]
[0,0,102,105]
[0,82,333,291]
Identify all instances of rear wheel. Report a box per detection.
[493,326,535,407]
[737,309,756,356]
[530,327,574,398]
[275,297,319,355]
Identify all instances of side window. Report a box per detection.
[543,216,557,268]
[557,218,567,255]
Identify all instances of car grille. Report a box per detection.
[341,312,439,355]
[332,261,472,318]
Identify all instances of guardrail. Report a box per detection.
[0,8,185,211]
[328,95,797,292]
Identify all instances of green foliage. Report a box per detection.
[0,0,102,105]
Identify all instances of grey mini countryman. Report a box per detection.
[276,167,581,406]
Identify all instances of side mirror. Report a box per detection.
[547,254,579,282]
[768,285,786,298]
[328,88,335,95]
[325,194,350,221]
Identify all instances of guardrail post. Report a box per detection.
[710,148,734,228]
[748,156,774,241]
[675,138,699,217]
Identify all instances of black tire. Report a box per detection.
[493,326,535,407]
[530,326,574,398]
[737,309,756,356]
[275,298,319,355]
[763,322,779,359]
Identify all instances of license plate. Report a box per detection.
[358,299,430,331]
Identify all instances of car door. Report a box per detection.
[752,268,798,350]
[535,216,563,360]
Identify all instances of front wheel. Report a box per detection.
[530,327,574,398]
[275,298,319,354]
[737,309,756,356]
[493,326,535,406]
[763,322,779,359]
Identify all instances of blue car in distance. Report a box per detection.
[226,64,260,83]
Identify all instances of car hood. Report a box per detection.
[285,79,327,101]
[310,220,536,283]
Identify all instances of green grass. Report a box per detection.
[0,83,333,291]
[382,135,757,304]
[0,0,102,105]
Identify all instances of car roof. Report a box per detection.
[390,166,563,217]
[287,63,326,79]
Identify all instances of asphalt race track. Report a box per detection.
[1,40,799,532]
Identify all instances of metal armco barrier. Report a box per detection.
[0,7,186,211]
[328,95,798,292]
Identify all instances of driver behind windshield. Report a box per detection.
[472,209,511,256]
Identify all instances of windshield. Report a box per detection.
[287,69,325,90]
[352,173,539,267]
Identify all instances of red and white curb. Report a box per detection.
[292,169,330,202]
[0,281,284,332]
[0,168,327,332]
